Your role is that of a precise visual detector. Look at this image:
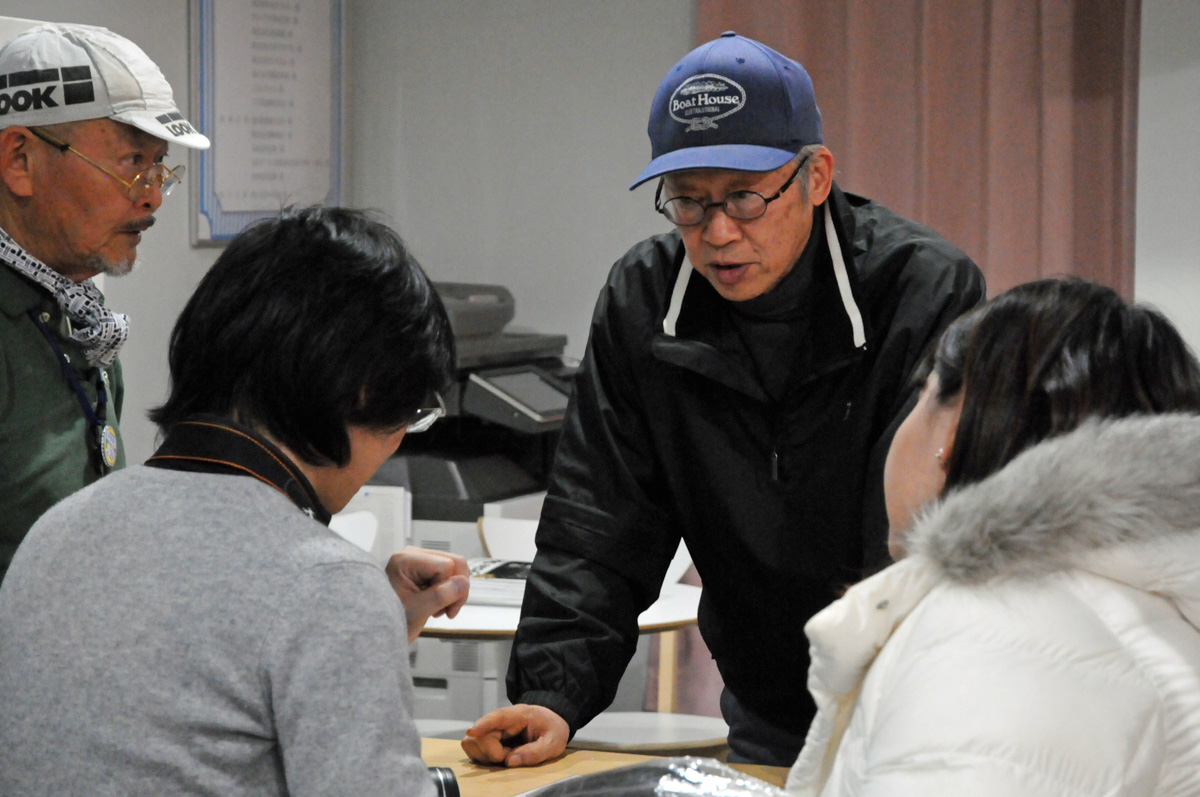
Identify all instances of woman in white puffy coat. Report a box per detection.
[787,279,1200,796]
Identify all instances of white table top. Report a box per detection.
[421,582,702,639]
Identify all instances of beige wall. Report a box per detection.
[1134,0,1200,351]
[345,1,694,360]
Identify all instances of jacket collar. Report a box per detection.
[807,414,1200,671]
[653,185,871,396]
[911,413,1200,606]
[661,183,869,351]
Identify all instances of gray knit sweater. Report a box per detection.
[0,465,435,797]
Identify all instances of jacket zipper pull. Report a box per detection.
[771,450,779,481]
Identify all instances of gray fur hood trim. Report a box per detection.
[909,414,1200,584]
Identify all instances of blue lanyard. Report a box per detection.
[28,309,116,473]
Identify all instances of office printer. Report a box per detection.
[369,282,576,522]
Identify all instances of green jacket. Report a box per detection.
[0,265,125,583]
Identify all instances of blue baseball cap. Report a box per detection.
[630,32,822,190]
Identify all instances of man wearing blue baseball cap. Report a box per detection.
[465,33,985,767]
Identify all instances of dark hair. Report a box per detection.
[150,206,455,466]
[922,278,1200,491]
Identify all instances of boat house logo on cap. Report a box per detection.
[669,74,746,132]
[629,32,822,189]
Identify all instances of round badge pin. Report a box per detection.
[101,424,119,468]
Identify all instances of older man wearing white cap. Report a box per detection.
[464,32,986,768]
[0,22,209,582]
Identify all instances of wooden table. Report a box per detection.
[422,738,789,796]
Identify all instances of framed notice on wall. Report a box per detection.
[190,0,344,244]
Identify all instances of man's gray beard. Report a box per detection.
[86,252,140,277]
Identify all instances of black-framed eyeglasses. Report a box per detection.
[655,154,810,227]
[406,392,446,434]
[28,126,185,202]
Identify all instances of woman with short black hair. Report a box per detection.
[151,204,455,467]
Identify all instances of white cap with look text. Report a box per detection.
[0,22,209,149]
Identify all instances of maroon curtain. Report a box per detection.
[648,0,1141,719]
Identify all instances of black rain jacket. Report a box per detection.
[508,184,986,737]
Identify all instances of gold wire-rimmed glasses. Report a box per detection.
[28,126,185,202]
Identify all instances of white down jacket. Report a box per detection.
[786,414,1200,796]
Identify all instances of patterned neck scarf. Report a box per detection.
[0,225,128,368]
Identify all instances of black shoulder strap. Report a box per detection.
[145,414,331,525]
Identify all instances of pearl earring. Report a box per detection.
[935,447,945,462]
